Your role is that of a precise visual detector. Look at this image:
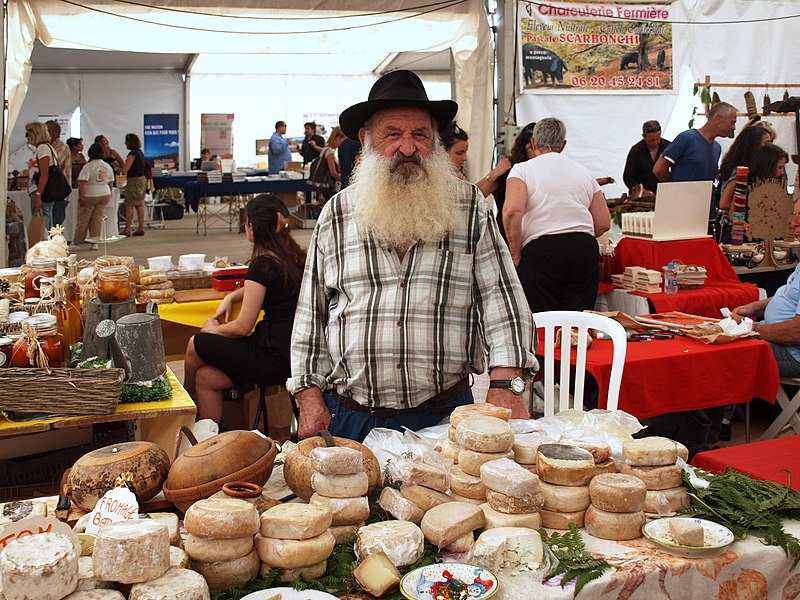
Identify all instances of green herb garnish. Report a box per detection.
[541,524,614,597]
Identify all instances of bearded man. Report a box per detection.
[287,70,537,442]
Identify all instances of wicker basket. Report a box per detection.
[0,368,125,415]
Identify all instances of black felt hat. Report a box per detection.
[339,70,458,140]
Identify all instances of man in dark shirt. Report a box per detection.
[337,137,361,189]
[299,122,325,165]
[622,120,670,194]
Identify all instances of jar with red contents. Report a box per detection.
[11,314,68,368]
[24,258,57,300]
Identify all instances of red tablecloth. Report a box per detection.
[543,335,779,419]
[692,436,800,490]
[615,237,759,317]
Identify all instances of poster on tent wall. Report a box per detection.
[517,1,674,93]
[38,114,72,140]
[143,114,179,173]
[201,114,234,159]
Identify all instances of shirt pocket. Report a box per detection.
[425,249,474,310]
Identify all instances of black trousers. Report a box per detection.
[517,232,599,313]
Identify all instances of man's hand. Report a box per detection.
[295,387,331,439]
[486,388,530,420]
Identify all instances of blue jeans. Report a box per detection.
[769,342,800,378]
[30,192,53,231]
[323,387,474,442]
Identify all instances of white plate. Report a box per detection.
[240,588,339,600]
[643,517,734,552]
[400,563,499,600]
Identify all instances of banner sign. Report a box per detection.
[518,1,673,93]
[144,113,179,172]
[201,113,234,159]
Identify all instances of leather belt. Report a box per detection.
[333,377,470,418]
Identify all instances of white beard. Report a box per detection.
[349,139,461,247]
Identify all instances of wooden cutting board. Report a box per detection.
[173,288,228,303]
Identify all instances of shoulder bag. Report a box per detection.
[32,144,71,202]
[308,149,335,192]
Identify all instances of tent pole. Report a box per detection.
[495,0,516,158]
[183,54,198,172]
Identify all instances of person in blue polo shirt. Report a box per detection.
[268,120,292,175]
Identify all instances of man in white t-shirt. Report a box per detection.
[503,117,611,312]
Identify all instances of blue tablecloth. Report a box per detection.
[153,176,308,211]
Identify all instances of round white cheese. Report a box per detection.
[480,458,541,498]
[449,466,487,500]
[539,481,590,513]
[310,494,370,526]
[309,446,364,475]
[622,437,680,466]
[378,486,425,524]
[512,432,555,464]
[450,403,511,428]
[128,567,210,600]
[485,489,545,515]
[584,505,645,541]
[399,460,449,493]
[183,497,260,539]
[480,503,542,530]
[458,448,515,477]
[592,458,618,477]
[193,548,260,590]
[447,426,459,444]
[260,503,333,540]
[539,508,586,529]
[472,527,544,573]
[1,532,79,600]
[399,483,452,511]
[536,444,596,486]
[354,521,424,568]
[456,416,514,453]
[311,471,369,498]
[644,486,691,515]
[184,534,254,562]
[420,502,485,548]
[621,463,683,490]
[589,473,647,513]
[76,555,115,591]
[255,531,336,569]
[93,520,170,584]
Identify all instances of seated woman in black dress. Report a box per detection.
[183,194,306,423]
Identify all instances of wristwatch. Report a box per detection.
[489,377,527,395]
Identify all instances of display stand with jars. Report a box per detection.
[82,257,135,360]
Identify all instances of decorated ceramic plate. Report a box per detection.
[400,563,499,600]
[240,588,339,600]
[643,517,734,552]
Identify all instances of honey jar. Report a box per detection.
[24,258,57,300]
[97,266,131,303]
[11,314,68,368]
[0,337,12,367]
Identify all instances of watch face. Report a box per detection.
[510,377,525,394]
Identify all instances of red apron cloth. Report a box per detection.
[692,436,800,490]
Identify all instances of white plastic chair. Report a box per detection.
[533,311,627,416]
[760,377,800,440]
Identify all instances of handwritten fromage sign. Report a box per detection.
[85,487,139,535]
[0,517,80,554]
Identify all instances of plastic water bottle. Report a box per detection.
[664,262,678,295]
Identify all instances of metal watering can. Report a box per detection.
[96,304,166,383]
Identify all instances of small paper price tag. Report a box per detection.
[85,487,139,535]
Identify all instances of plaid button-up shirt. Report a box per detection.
[287,180,537,410]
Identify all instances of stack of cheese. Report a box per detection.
[0,532,80,600]
[511,431,555,474]
[257,503,335,584]
[585,473,647,540]
[479,458,544,532]
[379,454,451,524]
[621,437,691,517]
[137,269,175,305]
[308,446,371,544]
[440,403,512,465]
[93,520,170,586]
[353,521,425,598]
[184,497,260,590]
[421,501,485,552]
[141,513,190,571]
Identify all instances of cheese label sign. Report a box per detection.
[86,487,139,534]
[0,517,81,555]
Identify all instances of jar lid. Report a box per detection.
[99,265,130,275]
[9,311,29,322]
[0,337,12,347]
[26,313,57,329]
[23,297,40,305]
[28,258,56,267]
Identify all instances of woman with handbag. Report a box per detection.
[319,126,346,201]
[120,133,147,237]
[25,121,70,231]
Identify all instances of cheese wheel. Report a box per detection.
[458,448,515,477]
[539,481,590,513]
[399,483,452,511]
[64,592,125,600]
[259,503,333,540]
[128,567,209,600]
[448,492,484,505]
[184,534,254,562]
[184,498,260,539]
[669,518,705,547]
[353,552,401,598]
[444,532,474,553]
[141,513,180,546]
[378,487,425,524]
[208,489,281,515]
[486,489,545,514]
[311,471,369,498]
[400,461,449,493]
[193,548,260,590]
[622,437,680,466]
[592,458,618,477]
[93,520,170,584]
[447,426,459,444]
[76,556,115,591]
[0,532,79,600]
[255,531,335,569]
[480,458,541,498]
[621,463,683,491]
[309,494,369,526]
[420,502,485,548]
[450,403,512,428]
[676,442,689,462]
[440,438,460,463]
[328,523,363,545]
[584,505,645,541]
[449,466,487,500]
[355,521,424,568]
[169,546,190,570]
[0,500,47,524]
[561,438,611,464]
[539,508,586,529]
[456,416,514,452]
[139,287,175,299]
[512,432,555,464]
[273,560,328,583]
[536,444,595,486]
[309,446,364,475]
[589,473,647,513]
[472,527,544,573]
[644,486,690,515]
[480,503,542,530]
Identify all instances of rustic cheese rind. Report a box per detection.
[128,567,210,600]
[169,546,190,570]
[447,426,459,444]
[589,473,647,513]
[440,438,460,463]
[76,556,115,591]
[141,512,180,546]
[184,534,254,562]
[193,548,260,590]
[449,466,487,500]
[329,523,363,545]
[184,497,260,539]
[444,532,474,553]
[622,437,680,466]
[399,483,452,511]
[448,492,484,505]
[456,416,514,453]
[536,444,596,486]
[485,489,545,514]
[621,463,683,491]
[561,438,611,463]
[480,503,542,530]
[378,487,425,524]
[592,458,618,477]
[539,481,590,512]
[255,531,336,570]
[274,560,328,582]
[353,552,401,598]
[355,521,424,568]
[259,503,333,540]
[480,458,541,498]
[1,532,79,600]
[311,471,369,498]
[539,508,586,529]
[420,502,485,548]
[450,403,512,428]
[471,527,544,573]
[512,432,555,465]
[400,461,449,493]
[669,518,705,547]
[0,500,47,524]
[310,494,370,526]
[309,446,365,475]
[584,505,645,541]
[93,520,170,584]
[64,592,126,600]
[644,486,691,515]
[458,448,515,477]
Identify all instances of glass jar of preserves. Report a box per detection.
[11,314,68,368]
[24,258,57,300]
[97,266,132,303]
[0,337,12,368]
